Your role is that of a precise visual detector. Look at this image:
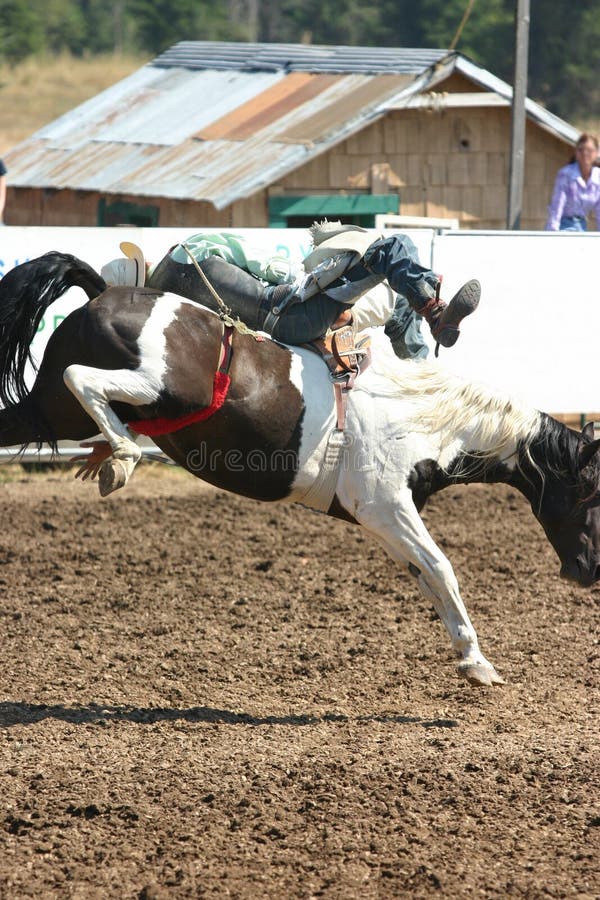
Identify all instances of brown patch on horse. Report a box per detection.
[152,331,306,502]
[160,305,225,412]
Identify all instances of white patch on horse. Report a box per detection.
[286,328,541,685]
[135,293,184,394]
[285,346,337,505]
[63,295,183,495]
[326,329,540,684]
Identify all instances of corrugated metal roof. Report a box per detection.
[4,42,580,209]
[197,72,340,141]
[153,42,447,74]
[275,74,411,144]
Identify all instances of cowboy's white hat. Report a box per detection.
[100,241,146,287]
[302,221,379,273]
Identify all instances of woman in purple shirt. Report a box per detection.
[546,133,600,231]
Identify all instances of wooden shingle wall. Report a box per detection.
[5,189,269,228]
[275,104,570,230]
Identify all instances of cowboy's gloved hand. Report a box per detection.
[69,440,113,481]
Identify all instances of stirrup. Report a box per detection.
[331,324,367,375]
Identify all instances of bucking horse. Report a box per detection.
[0,251,599,687]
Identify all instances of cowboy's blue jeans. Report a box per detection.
[273,234,436,350]
[363,234,438,305]
[384,295,428,359]
[365,234,433,358]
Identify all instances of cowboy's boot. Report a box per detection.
[415,279,481,349]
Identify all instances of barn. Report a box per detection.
[4,41,579,230]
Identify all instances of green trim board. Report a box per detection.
[268,194,399,227]
[98,199,160,227]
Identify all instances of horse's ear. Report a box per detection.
[579,435,600,468]
[581,421,596,441]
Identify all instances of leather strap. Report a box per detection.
[333,374,357,432]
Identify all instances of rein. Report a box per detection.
[180,243,261,337]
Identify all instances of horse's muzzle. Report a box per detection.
[560,559,600,587]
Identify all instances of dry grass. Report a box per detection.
[578,118,600,139]
[0,52,149,154]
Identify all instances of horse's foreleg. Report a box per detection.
[63,365,145,496]
[413,572,504,686]
[354,493,504,686]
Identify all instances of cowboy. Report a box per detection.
[101,224,480,357]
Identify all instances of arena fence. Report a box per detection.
[0,226,598,463]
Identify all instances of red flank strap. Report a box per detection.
[128,325,233,437]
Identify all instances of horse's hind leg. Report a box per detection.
[63,365,146,496]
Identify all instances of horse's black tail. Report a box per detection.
[0,252,106,408]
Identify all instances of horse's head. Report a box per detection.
[532,421,600,587]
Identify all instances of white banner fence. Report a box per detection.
[0,225,598,460]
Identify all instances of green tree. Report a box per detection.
[415,0,514,82]
[259,0,382,45]
[30,0,86,55]
[78,0,133,54]
[127,0,235,54]
[529,0,600,119]
[0,0,44,64]
[563,2,600,117]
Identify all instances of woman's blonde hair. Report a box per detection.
[576,132,599,150]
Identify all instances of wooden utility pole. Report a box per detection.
[507,0,530,229]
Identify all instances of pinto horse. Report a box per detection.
[1,252,600,687]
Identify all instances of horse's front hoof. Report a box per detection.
[458,660,505,687]
[98,458,129,497]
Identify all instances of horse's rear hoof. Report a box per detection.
[99,458,129,497]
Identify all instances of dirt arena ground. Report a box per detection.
[0,465,597,898]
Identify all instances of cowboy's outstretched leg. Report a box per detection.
[363,235,480,349]
[384,295,428,360]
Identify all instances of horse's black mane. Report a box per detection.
[518,412,600,505]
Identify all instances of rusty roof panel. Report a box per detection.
[197,72,341,141]
[97,69,284,145]
[196,144,310,204]
[276,73,413,144]
[4,137,300,203]
[3,69,421,205]
[36,67,285,149]
[35,65,164,146]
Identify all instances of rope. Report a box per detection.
[449,0,477,51]
[180,243,260,337]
